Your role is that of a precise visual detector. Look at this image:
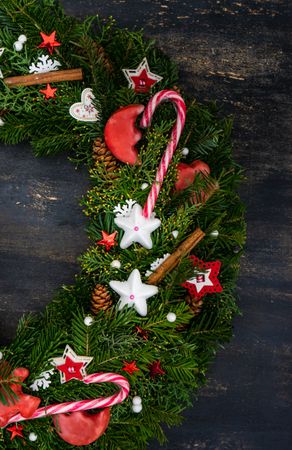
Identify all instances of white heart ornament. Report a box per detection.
[69,88,99,122]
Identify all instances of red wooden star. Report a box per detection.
[51,345,93,384]
[122,361,140,375]
[38,31,61,54]
[149,360,165,378]
[7,424,24,440]
[56,356,85,382]
[39,84,57,99]
[97,230,118,252]
[182,256,222,300]
[123,58,162,94]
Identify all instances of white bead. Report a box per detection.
[28,432,38,442]
[132,396,142,406]
[84,316,94,326]
[132,404,143,413]
[0,118,4,127]
[141,183,149,190]
[0,351,3,360]
[18,35,27,44]
[181,147,189,156]
[210,230,219,237]
[167,312,176,323]
[111,259,121,269]
[13,41,23,52]
[171,230,179,239]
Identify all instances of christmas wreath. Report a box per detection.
[0,1,245,448]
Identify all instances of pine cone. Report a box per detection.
[91,284,112,315]
[92,137,119,176]
[94,42,113,73]
[186,295,203,316]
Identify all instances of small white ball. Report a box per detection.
[18,34,27,44]
[132,404,143,413]
[0,351,3,360]
[141,182,149,190]
[0,119,4,127]
[111,259,121,269]
[210,230,219,238]
[132,396,142,406]
[28,432,38,442]
[167,312,177,323]
[171,230,179,239]
[181,147,189,156]
[84,316,94,326]
[13,41,23,52]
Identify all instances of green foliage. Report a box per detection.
[0,1,245,448]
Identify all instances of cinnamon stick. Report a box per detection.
[147,227,205,285]
[4,68,83,87]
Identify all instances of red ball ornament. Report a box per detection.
[104,104,144,165]
[0,367,41,427]
[175,160,211,191]
[53,408,111,446]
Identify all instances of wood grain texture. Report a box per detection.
[1,1,291,449]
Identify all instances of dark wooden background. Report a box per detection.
[0,1,291,449]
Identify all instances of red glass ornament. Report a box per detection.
[0,367,41,427]
[53,408,111,446]
[104,104,144,165]
[38,31,61,54]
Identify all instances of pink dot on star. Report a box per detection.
[130,294,135,300]
[134,226,139,231]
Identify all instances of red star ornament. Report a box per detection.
[182,256,223,300]
[6,424,24,441]
[122,361,140,375]
[97,230,118,252]
[38,31,61,54]
[51,345,93,384]
[123,57,163,93]
[39,84,57,99]
[149,360,165,378]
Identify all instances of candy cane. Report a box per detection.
[140,89,186,218]
[6,372,129,425]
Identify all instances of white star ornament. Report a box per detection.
[114,203,161,249]
[109,269,158,316]
[0,48,5,78]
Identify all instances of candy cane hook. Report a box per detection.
[6,372,130,425]
[140,90,186,218]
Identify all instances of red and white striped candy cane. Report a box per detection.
[6,372,129,425]
[140,89,186,218]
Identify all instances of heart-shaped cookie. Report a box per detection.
[69,88,99,122]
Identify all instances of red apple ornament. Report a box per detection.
[53,408,111,446]
[0,367,41,427]
[104,104,144,165]
[175,160,214,204]
[175,160,210,191]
